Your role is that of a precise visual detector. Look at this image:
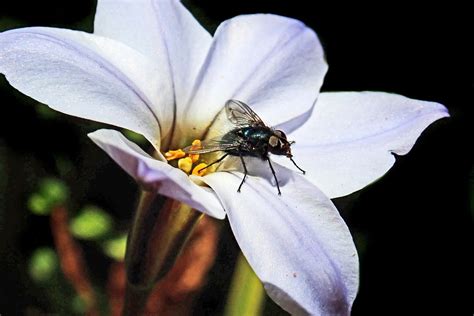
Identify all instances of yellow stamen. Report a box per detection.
[165,149,185,161]
[165,140,214,177]
[192,163,208,176]
[189,139,202,163]
[178,157,193,174]
[191,139,202,147]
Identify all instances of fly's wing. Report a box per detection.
[184,100,263,155]
[225,100,266,127]
[182,137,239,154]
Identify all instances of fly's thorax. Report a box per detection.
[244,126,272,143]
[240,126,273,141]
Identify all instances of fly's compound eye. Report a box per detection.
[269,135,279,147]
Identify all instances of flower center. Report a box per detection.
[164,140,210,176]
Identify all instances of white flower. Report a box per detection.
[0,0,448,314]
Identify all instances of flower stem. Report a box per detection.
[50,206,98,315]
[224,252,265,316]
[122,190,203,316]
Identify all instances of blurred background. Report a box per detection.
[1,1,472,315]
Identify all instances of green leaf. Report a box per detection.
[225,253,265,316]
[39,178,69,205]
[28,247,58,283]
[36,104,59,119]
[102,234,128,261]
[28,178,69,215]
[70,206,113,240]
[122,129,147,145]
[28,193,50,215]
[72,295,87,314]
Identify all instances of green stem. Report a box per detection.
[224,252,265,316]
[122,190,203,316]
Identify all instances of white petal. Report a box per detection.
[201,161,358,315]
[88,129,225,219]
[276,92,449,198]
[0,27,174,149]
[95,0,212,122]
[181,14,327,142]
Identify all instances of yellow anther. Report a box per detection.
[189,154,200,163]
[192,163,208,176]
[164,149,185,161]
[189,139,202,163]
[191,139,202,147]
[178,157,193,174]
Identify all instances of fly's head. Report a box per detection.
[268,130,294,157]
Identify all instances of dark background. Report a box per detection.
[1,1,472,315]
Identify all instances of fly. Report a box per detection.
[184,99,305,195]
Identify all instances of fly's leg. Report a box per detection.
[237,153,248,193]
[267,158,281,195]
[199,154,229,172]
[290,157,306,174]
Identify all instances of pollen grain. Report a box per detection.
[164,149,185,161]
[178,157,193,174]
[165,140,212,176]
[189,139,202,163]
[192,163,209,177]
